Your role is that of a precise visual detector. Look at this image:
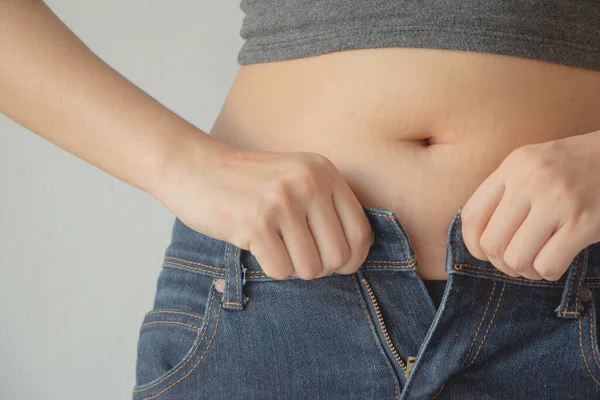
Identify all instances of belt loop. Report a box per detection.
[222,242,248,311]
[555,248,589,319]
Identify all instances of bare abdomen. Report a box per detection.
[208,47,600,279]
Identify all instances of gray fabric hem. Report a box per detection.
[237,28,600,70]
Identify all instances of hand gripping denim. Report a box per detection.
[132,206,600,399]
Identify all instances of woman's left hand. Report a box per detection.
[461,130,600,281]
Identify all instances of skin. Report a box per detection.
[2,1,599,282]
[461,131,600,281]
[212,49,600,280]
[0,0,373,281]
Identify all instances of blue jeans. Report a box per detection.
[132,206,600,399]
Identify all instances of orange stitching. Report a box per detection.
[353,276,400,399]
[384,215,411,262]
[242,260,416,275]
[589,304,600,371]
[141,321,201,330]
[237,247,241,302]
[454,264,562,285]
[575,251,588,311]
[145,310,204,321]
[430,383,446,400]
[460,282,497,369]
[163,261,225,277]
[139,294,223,400]
[364,210,392,218]
[361,277,408,372]
[223,301,242,305]
[134,286,216,393]
[364,260,414,264]
[561,311,581,316]
[565,253,581,313]
[578,308,600,386]
[362,263,414,269]
[164,256,224,272]
[466,283,506,369]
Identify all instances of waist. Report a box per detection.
[214,48,600,149]
[162,206,600,290]
[208,48,600,278]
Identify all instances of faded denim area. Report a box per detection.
[132,206,600,399]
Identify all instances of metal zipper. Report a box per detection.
[361,277,416,379]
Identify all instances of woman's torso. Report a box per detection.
[209,48,600,280]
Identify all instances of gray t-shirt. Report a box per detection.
[237,0,600,70]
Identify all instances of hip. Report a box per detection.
[131,206,600,399]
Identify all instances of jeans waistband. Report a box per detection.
[162,205,600,317]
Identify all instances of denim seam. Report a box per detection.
[140,321,202,331]
[465,283,506,369]
[590,308,600,372]
[454,264,563,284]
[403,273,456,396]
[384,215,412,262]
[139,304,222,399]
[145,310,204,321]
[163,261,225,277]
[361,276,408,373]
[134,283,218,394]
[564,252,582,315]
[164,256,225,272]
[165,256,414,278]
[365,210,413,263]
[429,382,445,400]
[578,306,600,386]
[353,274,400,399]
[459,281,497,369]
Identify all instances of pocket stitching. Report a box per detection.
[133,281,219,393]
[145,310,205,322]
[141,321,202,331]
[578,299,600,386]
[138,293,223,400]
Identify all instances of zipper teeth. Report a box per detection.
[361,277,407,372]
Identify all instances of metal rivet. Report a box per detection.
[454,264,463,270]
[581,288,593,303]
[214,278,225,293]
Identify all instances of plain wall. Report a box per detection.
[0,1,244,398]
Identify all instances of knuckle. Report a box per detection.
[328,247,352,270]
[351,220,374,246]
[294,264,321,280]
[535,265,560,281]
[265,183,294,211]
[335,262,361,275]
[269,269,292,281]
[250,214,274,237]
[308,151,333,166]
[480,236,503,258]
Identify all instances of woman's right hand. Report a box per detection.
[154,140,375,280]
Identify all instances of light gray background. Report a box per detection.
[0,2,244,398]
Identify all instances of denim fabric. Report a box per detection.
[132,206,600,399]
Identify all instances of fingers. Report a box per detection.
[479,194,535,278]
[461,173,504,261]
[533,221,585,281]
[306,193,352,278]
[249,225,295,280]
[279,205,324,281]
[503,204,557,279]
[329,182,374,275]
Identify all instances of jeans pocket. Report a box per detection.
[132,266,223,397]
